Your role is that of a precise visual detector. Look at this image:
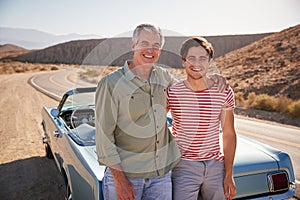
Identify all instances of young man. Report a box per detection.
[95,24,181,200]
[167,36,237,200]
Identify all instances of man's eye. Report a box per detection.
[187,57,196,62]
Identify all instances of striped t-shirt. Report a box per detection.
[167,81,235,161]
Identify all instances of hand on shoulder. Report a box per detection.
[207,73,228,92]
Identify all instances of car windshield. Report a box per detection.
[58,87,97,146]
[61,87,96,112]
[64,92,95,107]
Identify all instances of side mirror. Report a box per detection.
[51,109,59,117]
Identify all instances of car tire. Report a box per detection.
[45,144,54,159]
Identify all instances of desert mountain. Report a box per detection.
[215,24,300,100]
[0,44,31,59]
[2,33,271,68]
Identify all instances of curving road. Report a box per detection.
[30,68,300,197]
[30,68,96,100]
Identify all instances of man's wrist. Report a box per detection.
[109,166,128,183]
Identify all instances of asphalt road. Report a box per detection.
[30,68,96,100]
[235,118,300,184]
[30,68,300,198]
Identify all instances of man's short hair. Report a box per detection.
[180,36,214,59]
[132,23,165,47]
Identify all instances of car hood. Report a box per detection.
[233,135,281,176]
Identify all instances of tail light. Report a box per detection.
[267,171,289,192]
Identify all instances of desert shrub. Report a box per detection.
[237,91,299,118]
[50,66,59,70]
[234,92,245,107]
[15,67,25,73]
[249,93,277,112]
[245,92,256,108]
[275,95,293,114]
[287,100,300,118]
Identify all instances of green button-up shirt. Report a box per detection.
[95,61,180,178]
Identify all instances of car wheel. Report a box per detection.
[45,144,53,159]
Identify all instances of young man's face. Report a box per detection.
[131,29,162,67]
[183,46,211,80]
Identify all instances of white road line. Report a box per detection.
[29,75,61,101]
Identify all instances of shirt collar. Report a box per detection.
[124,61,135,80]
[123,60,158,81]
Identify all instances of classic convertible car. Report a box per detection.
[41,87,296,200]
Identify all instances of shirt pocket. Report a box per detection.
[153,85,168,107]
[127,91,150,121]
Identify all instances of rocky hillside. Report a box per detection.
[2,34,270,68]
[2,39,106,64]
[215,24,300,100]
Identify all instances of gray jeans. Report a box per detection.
[172,159,225,200]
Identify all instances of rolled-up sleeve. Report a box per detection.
[95,76,121,166]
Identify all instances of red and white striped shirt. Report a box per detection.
[167,81,235,161]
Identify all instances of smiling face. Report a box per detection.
[131,29,162,67]
[183,46,211,80]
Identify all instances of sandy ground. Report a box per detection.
[0,72,65,200]
[0,71,298,200]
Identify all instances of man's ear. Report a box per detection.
[181,58,186,67]
[131,41,136,51]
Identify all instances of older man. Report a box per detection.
[95,23,180,200]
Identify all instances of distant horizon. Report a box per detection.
[0,25,284,38]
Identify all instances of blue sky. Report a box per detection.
[0,0,299,37]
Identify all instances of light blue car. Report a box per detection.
[42,87,296,200]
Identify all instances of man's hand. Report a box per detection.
[223,175,236,200]
[207,73,228,92]
[114,176,135,200]
[110,166,136,200]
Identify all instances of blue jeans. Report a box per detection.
[102,168,172,200]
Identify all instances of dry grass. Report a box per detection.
[249,94,277,112]
[0,61,59,74]
[287,100,300,118]
[237,92,300,119]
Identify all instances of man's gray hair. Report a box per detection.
[132,23,165,47]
